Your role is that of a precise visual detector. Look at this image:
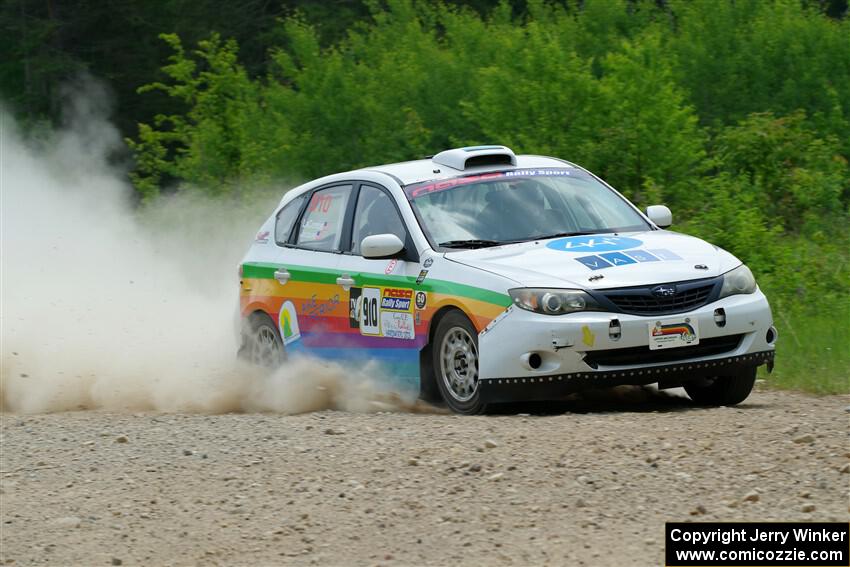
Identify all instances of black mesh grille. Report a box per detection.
[583,334,744,368]
[599,279,718,315]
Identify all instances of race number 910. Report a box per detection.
[361,287,381,335]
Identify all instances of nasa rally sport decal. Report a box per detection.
[358,287,416,340]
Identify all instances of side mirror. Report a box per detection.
[361,233,405,259]
[646,205,672,228]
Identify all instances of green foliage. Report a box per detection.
[762,304,850,395]
[105,0,850,392]
[712,111,847,234]
[669,0,850,153]
[680,111,849,308]
[127,34,291,200]
[3,1,846,392]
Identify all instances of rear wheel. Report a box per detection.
[432,311,486,415]
[240,313,286,368]
[684,367,757,406]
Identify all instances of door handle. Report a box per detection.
[336,274,355,290]
[274,268,290,285]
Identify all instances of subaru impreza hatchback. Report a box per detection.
[238,146,776,414]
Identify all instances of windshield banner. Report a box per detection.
[405,168,583,199]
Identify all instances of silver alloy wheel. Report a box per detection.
[252,326,281,367]
[439,326,479,402]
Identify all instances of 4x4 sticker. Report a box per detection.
[348,287,362,328]
[416,270,428,284]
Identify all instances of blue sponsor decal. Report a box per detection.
[547,235,643,253]
[599,252,637,266]
[624,250,660,263]
[570,243,685,271]
[646,248,682,261]
[574,248,682,270]
[575,255,614,270]
[381,297,411,311]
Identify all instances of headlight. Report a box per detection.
[719,264,757,298]
[509,288,601,315]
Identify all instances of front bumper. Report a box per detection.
[477,289,775,402]
[479,350,774,403]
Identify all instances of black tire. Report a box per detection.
[684,366,757,406]
[239,312,286,368]
[431,310,487,415]
[418,347,442,404]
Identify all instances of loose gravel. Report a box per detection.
[1,388,848,566]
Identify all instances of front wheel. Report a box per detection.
[239,313,286,368]
[432,311,486,415]
[684,366,757,406]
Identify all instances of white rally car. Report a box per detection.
[239,145,776,414]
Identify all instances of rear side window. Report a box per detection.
[296,185,352,252]
[275,194,307,245]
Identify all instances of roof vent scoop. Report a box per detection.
[431,145,517,171]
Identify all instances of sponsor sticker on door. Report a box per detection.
[358,287,415,339]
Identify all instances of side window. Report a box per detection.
[350,186,407,255]
[296,185,352,252]
[275,194,307,245]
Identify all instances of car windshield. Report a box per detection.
[404,168,650,248]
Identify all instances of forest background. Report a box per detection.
[2,0,848,392]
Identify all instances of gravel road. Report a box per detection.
[2,387,848,567]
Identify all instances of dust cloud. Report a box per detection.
[0,80,418,415]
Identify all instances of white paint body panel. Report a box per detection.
[242,149,775,392]
[445,230,739,289]
[478,290,773,380]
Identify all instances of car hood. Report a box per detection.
[445,231,741,289]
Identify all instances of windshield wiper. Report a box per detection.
[438,239,505,249]
[524,230,605,240]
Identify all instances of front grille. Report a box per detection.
[583,334,744,368]
[598,278,719,315]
